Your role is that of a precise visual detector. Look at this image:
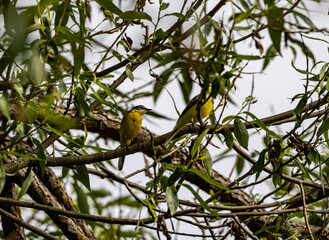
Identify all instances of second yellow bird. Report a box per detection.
[164,92,214,146]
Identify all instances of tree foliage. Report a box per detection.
[0,0,329,239]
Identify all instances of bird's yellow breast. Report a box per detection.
[120,110,143,146]
[192,97,214,123]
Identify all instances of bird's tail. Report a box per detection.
[164,127,182,147]
[118,156,125,170]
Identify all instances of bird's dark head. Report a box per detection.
[130,105,152,114]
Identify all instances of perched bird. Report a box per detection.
[118,105,151,170]
[164,92,214,146]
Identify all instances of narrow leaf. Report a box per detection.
[224,128,233,149]
[236,155,244,175]
[182,184,217,216]
[0,158,5,194]
[268,28,282,54]
[74,45,85,75]
[120,11,152,21]
[272,172,281,187]
[293,11,318,30]
[317,118,329,137]
[125,64,134,81]
[320,62,329,81]
[291,60,312,75]
[233,118,249,149]
[254,149,266,180]
[0,94,11,121]
[94,0,122,15]
[73,181,90,214]
[293,159,313,182]
[307,148,319,163]
[75,88,96,119]
[18,170,34,199]
[56,26,84,44]
[293,95,307,117]
[76,165,91,191]
[244,111,281,139]
[32,138,47,176]
[187,168,229,190]
[167,167,184,187]
[166,185,179,215]
[201,147,213,176]
[62,167,70,179]
[267,7,284,54]
[191,129,209,159]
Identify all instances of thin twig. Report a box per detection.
[298,183,315,240]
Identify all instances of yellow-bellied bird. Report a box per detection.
[118,105,151,170]
[164,92,214,146]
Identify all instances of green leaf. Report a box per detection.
[90,88,114,108]
[301,34,329,45]
[244,111,281,139]
[291,60,312,75]
[95,80,117,110]
[32,138,47,176]
[262,45,278,70]
[239,0,250,9]
[74,181,90,214]
[180,68,193,104]
[0,158,5,194]
[166,185,179,215]
[164,12,185,20]
[62,167,70,179]
[182,184,217,216]
[159,176,168,191]
[267,7,284,54]
[167,167,184,187]
[187,168,229,191]
[145,198,157,221]
[293,11,318,30]
[235,9,252,24]
[293,94,307,117]
[233,118,249,149]
[236,155,244,175]
[234,54,262,60]
[268,28,282,54]
[307,148,319,163]
[13,82,24,99]
[147,110,173,120]
[224,128,233,149]
[264,0,275,6]
[76,165,91,191]
[56,26,84,44]
[201,147,213,176]
[160,2,170,11]
[272,172,281,187]
[74,45,85,75]
[18,169,34,199]
[317,118,329,137]
[320,62,329,81]
[8,152,42,161]
[120,11,152,21]
[254,149,266,180]
[191,129,209,159]
[155,50,184,68]
[293,159,313,181]
[94,0,122,15]
[0,94,11,121]
[75,88,96,119]
[125,64,134,81]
